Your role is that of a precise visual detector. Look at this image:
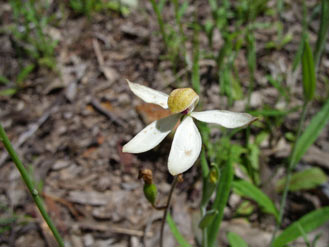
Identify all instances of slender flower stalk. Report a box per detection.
[0,123,65,247]
[160,176,179,247]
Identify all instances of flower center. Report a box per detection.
[167,88,199,114]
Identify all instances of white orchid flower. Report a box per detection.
[123,80,257,176]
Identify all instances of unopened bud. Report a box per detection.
[143,183,157,205]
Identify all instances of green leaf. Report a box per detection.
[272,207,329,247]
[227,232,248,247]
[0,88,17,96]
[16,64,35,86]
[314,0,329,68]
[233,180,279,221]
[0,75,10,85]
[192,23,200,94]
[177,1,188,20]
[292,37,305,71]
[199,209,218,229]
[301,39,316,101]
[231,76,243,100]
[276,168,328,192]
[248,143,260,170]
[236,201,254,215]
[208,151,234,247]
[292,97,329,165]
[248,107,299,117]
[167,213,191,247]
[200,163,218,206]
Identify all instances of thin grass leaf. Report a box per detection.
[0,88,17,96]
[267,75,289,100]
[17,64,35,86]
[0,76,10,85]
[208,150,234,247]
[249,106,299,117]
[292,97,329,165]
[301,40,316,101]
[192,22,200,94]
[233,180,279,221]
[272,207,329,247]
[167,212,191,247]
[276,168,327,192]
[296,222,311,247]
[292,38,305,72]
[314,0,329,68]
[199,209,218,229]
[149,0,168,48]
[227,232,248,247]
[177,0,188,21]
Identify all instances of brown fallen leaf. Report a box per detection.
[136,103,171,124]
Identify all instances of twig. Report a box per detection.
[0,102,59,168]
[90,99,126,127]
[92,38,117,85]
[160,176,179,247]
[143,211,162,246]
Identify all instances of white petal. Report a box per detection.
[127,80,169,109]
[191,110,257,128]
[168,116,202,175]
[122,114,180,153]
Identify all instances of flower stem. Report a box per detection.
[0,123,65,247]
[269,102,309,246]
[160,176,179,247]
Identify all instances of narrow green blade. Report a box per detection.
[272,207,329,247]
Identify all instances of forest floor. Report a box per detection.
[0,0,329,246]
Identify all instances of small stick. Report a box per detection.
[90,99,126,127]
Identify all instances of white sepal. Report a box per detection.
[127,80,169,109]
[191,110,256,128]
[168,116,202,175]
[122,114,179,153]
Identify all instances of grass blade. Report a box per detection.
[233,180,279,221]
[292,38,305,71]
[227,232,248,247]
[167,212,191,247]
[199,209,218,229]
[301,39,316,101]
[292,97,329,165]
[0,76,10,85]
[276,167,327,192]
[192,22,200,94]
[0,88,17,96]
[17,64,35,87]
[314,0,329,68]
[207,150,234,247]
[272,207,329,247]
[149,0,168,48]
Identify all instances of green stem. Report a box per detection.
[269,102,309,246]
[160,176,178,247]
[201,206,208,247]
[200,149,209,247]
[149,0,168,49]
[0,123,65,247]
